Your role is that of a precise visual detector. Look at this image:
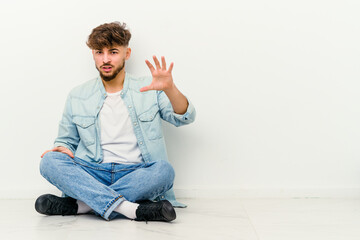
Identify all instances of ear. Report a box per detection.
[125,47,132,60]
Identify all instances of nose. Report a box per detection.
[102,53,110,64]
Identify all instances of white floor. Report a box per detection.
[1,198,360,240]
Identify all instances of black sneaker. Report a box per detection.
[35,194,78,216]
[135,199,154,204]
[135,200,176,222]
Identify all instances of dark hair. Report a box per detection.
[86,22,131,49]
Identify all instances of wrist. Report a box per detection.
[163,82,177,94]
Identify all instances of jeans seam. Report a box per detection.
[111,163,115,185]
[71,159,110,172]
[112,167,140,173]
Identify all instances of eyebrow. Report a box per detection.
[94,48,119,51]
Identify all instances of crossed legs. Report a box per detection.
[39,151,175,220]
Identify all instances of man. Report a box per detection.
[35,22,196,222]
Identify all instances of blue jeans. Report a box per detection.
[39,151,175,220]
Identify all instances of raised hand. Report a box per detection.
[140,56,175,92]
[41,146,74,159]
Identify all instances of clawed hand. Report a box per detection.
[140,56,175,92]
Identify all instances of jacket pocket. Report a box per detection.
[138,106,162,140]
[72,116,96,146]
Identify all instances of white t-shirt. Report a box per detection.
[99,90,143,164]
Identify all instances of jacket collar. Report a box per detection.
[97,72,130,99]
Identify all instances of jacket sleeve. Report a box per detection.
[157,90,196,127]
[53,94,80,154]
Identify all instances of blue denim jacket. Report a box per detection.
[54,73,196,207]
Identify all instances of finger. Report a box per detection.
[168,62,174,73]
[58,148,74,158]
[153,55,161,70]
[65,149,74,158]
[161,56,166,70]
[145,60,155,73]
[41,150,51,158]
[139,85,153,92]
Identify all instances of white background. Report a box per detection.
[0,0,359,199]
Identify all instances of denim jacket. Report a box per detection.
[54,73,196,207]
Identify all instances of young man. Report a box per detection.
[35,22,196,222]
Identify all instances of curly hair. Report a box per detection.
[86,22,131,49]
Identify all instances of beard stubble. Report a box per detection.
[97,60,125,82]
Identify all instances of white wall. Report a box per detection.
[0,0,359,199]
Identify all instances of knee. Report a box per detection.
[40,152,54,178]
[153,161,175,184]
[39,151,66,178]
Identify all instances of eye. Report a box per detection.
[95,51,102,54]
[111,51,118,54]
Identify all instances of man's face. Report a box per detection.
[92,45,131,82]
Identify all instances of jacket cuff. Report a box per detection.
[172,96,196,123]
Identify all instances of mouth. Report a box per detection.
[102,66,113,72]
